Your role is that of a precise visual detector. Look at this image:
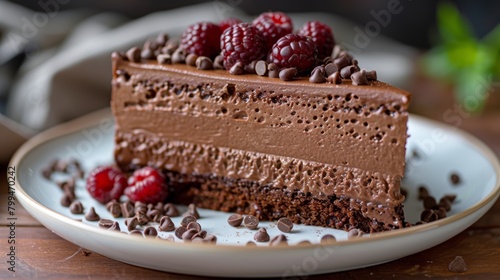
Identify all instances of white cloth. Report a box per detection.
[0,2,417,162]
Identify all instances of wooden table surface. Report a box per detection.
[1,74,499,279]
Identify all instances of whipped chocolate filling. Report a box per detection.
[112,54,410,207]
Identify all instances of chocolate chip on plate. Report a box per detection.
[270,234,288,246]
[85,207,100,221]
[164,203,180,217]
[276,217,294,233]
[175,226,187,239]
[227,214,243,227]
[253,228,270,242]
[159,216,175,232]
[69,200,84,214]
[320,234,337,244]
[347,228,363,239]
[243,215,259,230]
[450,173,461,185]
[98,218,114,229]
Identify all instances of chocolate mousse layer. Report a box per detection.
[111,53,410,232]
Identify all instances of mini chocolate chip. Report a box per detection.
[184,203,200,219]
[107,201,122,218]
[450,173,461,185]
[297,240,312,245]
[213,55,225,69]
[108,221,121,231]
[340,65,356,79]
[320,234,337,244]
[270,234,288,246]
[366,70,377,81]
[309,67,326,83]
[244,60,257,74]
[227,214,243,227]
[164,203,180,217]
[325,63,338,77]
[157,54,171,64]
[155,33,169,46]
[423,196,437,209]
[144,226,158,237]
[125,217,139,232]
[333,54,351,69]
[126,47,141,62]
[327,71,342,84]
[246,241,257,246]
[347,228,363,239]
[175,226,187,239]
[135,212,149,225]
[351,69,369,85]
[243,215,259,230]
[253,228,270,242]
[438,197,452,211]
[444,194,457,203]
[121,201,135,218]
[418,186,429,200]
[181,215,197,227]
[437,207,447,219]
[229,61,245,75]
[147,209,161,222]
[187,221,202,232]
[143,39,159,51]
[182,228,199,241]
[135,201,147,213]
[129,229,143,236]
[172,48,186,64]
[268,63,280,78]
[277,217,294,233]
[420,209,438,223]
[196,56,213,70]
[449,256,467,273]
[69,200,84,214]
[279,67,297,81]
[159,216,175,232]
[98,218,114,229]
[185,53,198,66]
[60,193,73,207]
[255,60,268,76]
[141,48,154,60]
[85,207,100,221]
[191,230,207,240]
[203,234,217,244]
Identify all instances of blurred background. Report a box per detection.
[0,0,499,162]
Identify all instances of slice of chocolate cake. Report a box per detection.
[111,16,410,233]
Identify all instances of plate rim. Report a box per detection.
[10,108,500,252]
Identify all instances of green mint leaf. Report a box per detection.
[437,2,474,45]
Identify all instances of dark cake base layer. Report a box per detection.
[160,171,405,233]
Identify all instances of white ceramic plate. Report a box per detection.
[11,109,500,278]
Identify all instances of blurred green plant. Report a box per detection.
[422,1,500,112]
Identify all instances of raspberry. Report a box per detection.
[220,23,265,70]
[298,21,335,59]
[219,18,242,31]
[267,34,318,73]
[180,22,222,58]
[252,12,293,50]
[124,166,168,204]
[86,166,127,204]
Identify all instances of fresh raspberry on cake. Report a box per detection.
[298,21,335,59]
[180,22,222,58]
[252,11,293,50]
[219,18,242,31]
[124,166,168,204]
[267,33,318,73]
[220,22,265,70]
[86,166,127,204]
